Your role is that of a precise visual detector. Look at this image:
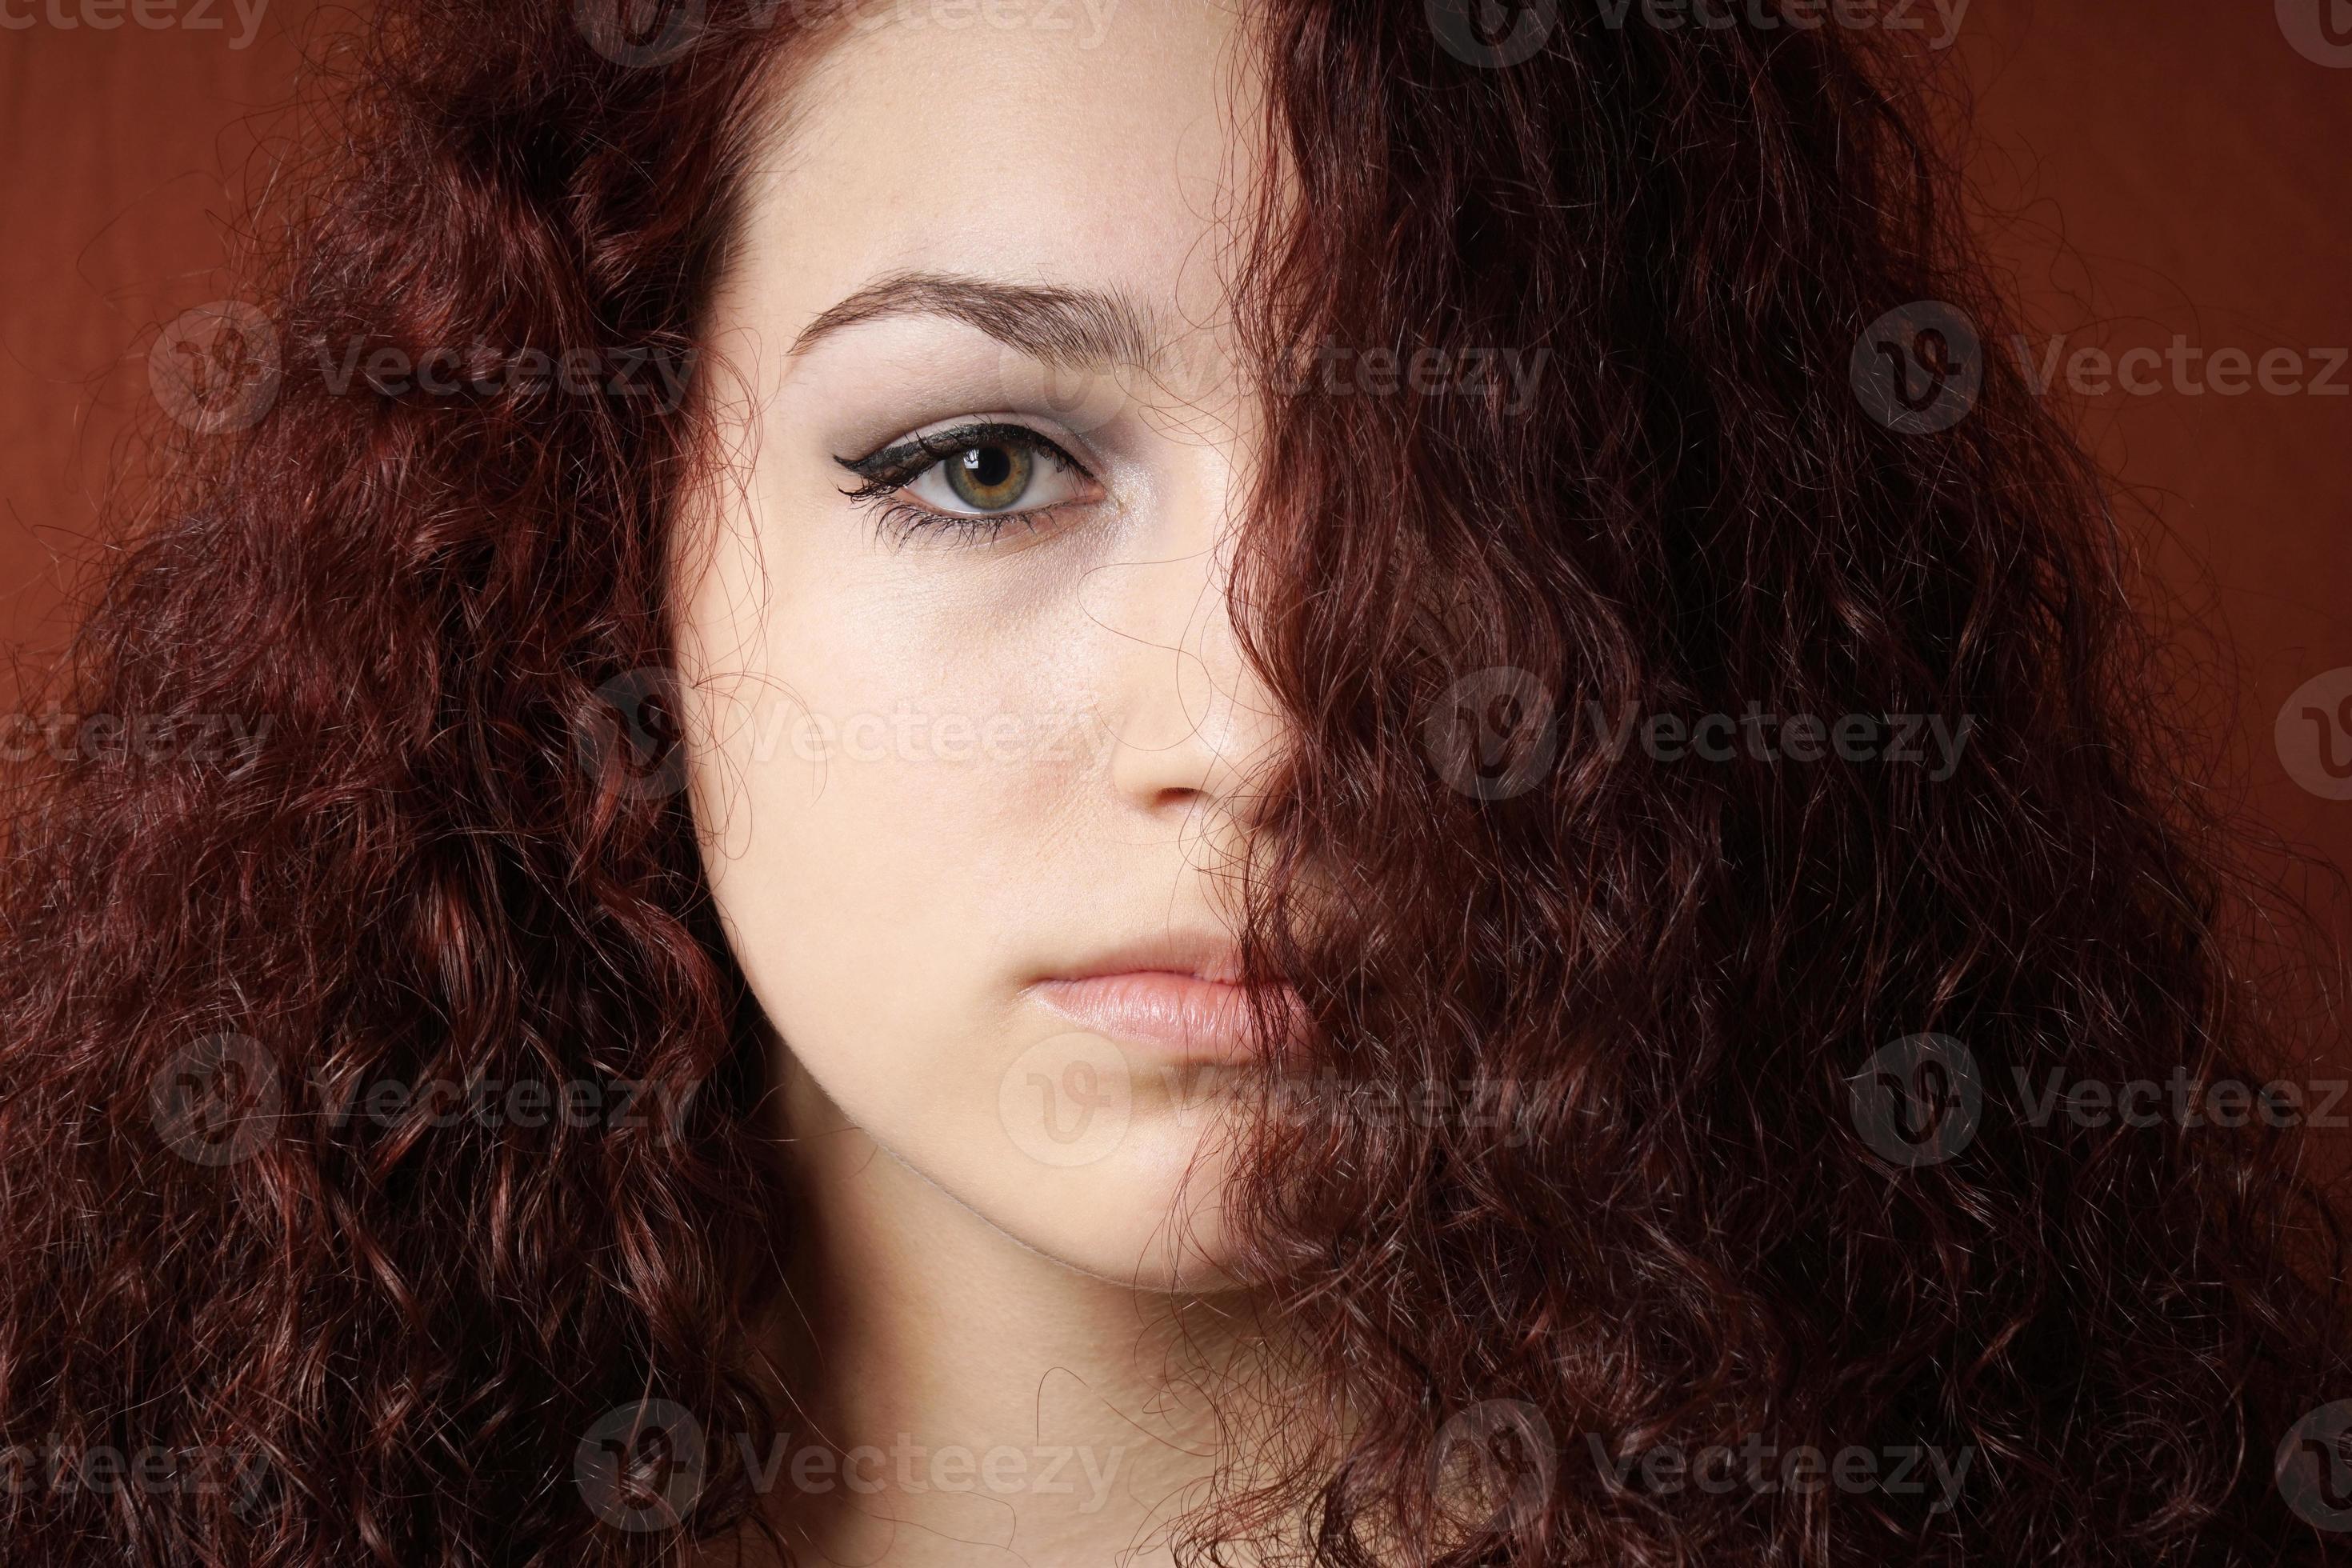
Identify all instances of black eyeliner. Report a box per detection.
[827,419,1102,547]
[832,421,1091,490]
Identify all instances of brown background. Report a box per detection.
[2,2,2347,1056]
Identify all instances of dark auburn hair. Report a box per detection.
[2,2,2346,1564]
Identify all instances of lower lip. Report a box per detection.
[1031,972,1281,1060]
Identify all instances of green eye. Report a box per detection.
[944,442,1036,512]
[836,419,1102,542]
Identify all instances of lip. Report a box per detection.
[1027,936,1288,1060]
[1047,931,1250,984]
[1031,973,1277,1060]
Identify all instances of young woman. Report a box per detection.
[2,1,2345,1562]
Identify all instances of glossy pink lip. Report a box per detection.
[1031,970,1279,1060]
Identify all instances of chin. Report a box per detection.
[974,1145,1247,1294]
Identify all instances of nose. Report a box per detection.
[1098,473,1288,827]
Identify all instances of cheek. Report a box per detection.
[686,582,1091,1044]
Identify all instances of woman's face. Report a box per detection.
[674,2,1286,1289]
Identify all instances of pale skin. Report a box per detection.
[670,4,1296,1562]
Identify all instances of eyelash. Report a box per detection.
[833,421,1098,546]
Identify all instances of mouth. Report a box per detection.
[1027,935,1290,1059]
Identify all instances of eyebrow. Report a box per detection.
[788,270,1162,370]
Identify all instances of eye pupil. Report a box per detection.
[946,442,1034,511]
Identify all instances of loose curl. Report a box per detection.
[2,2,2345,1565]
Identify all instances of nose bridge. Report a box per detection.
[1102,456,1283,814]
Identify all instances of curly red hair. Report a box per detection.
[2,2,2346,1564]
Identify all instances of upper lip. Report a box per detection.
[1038,931,1250,986]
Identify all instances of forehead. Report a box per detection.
[733,0,1266,349]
